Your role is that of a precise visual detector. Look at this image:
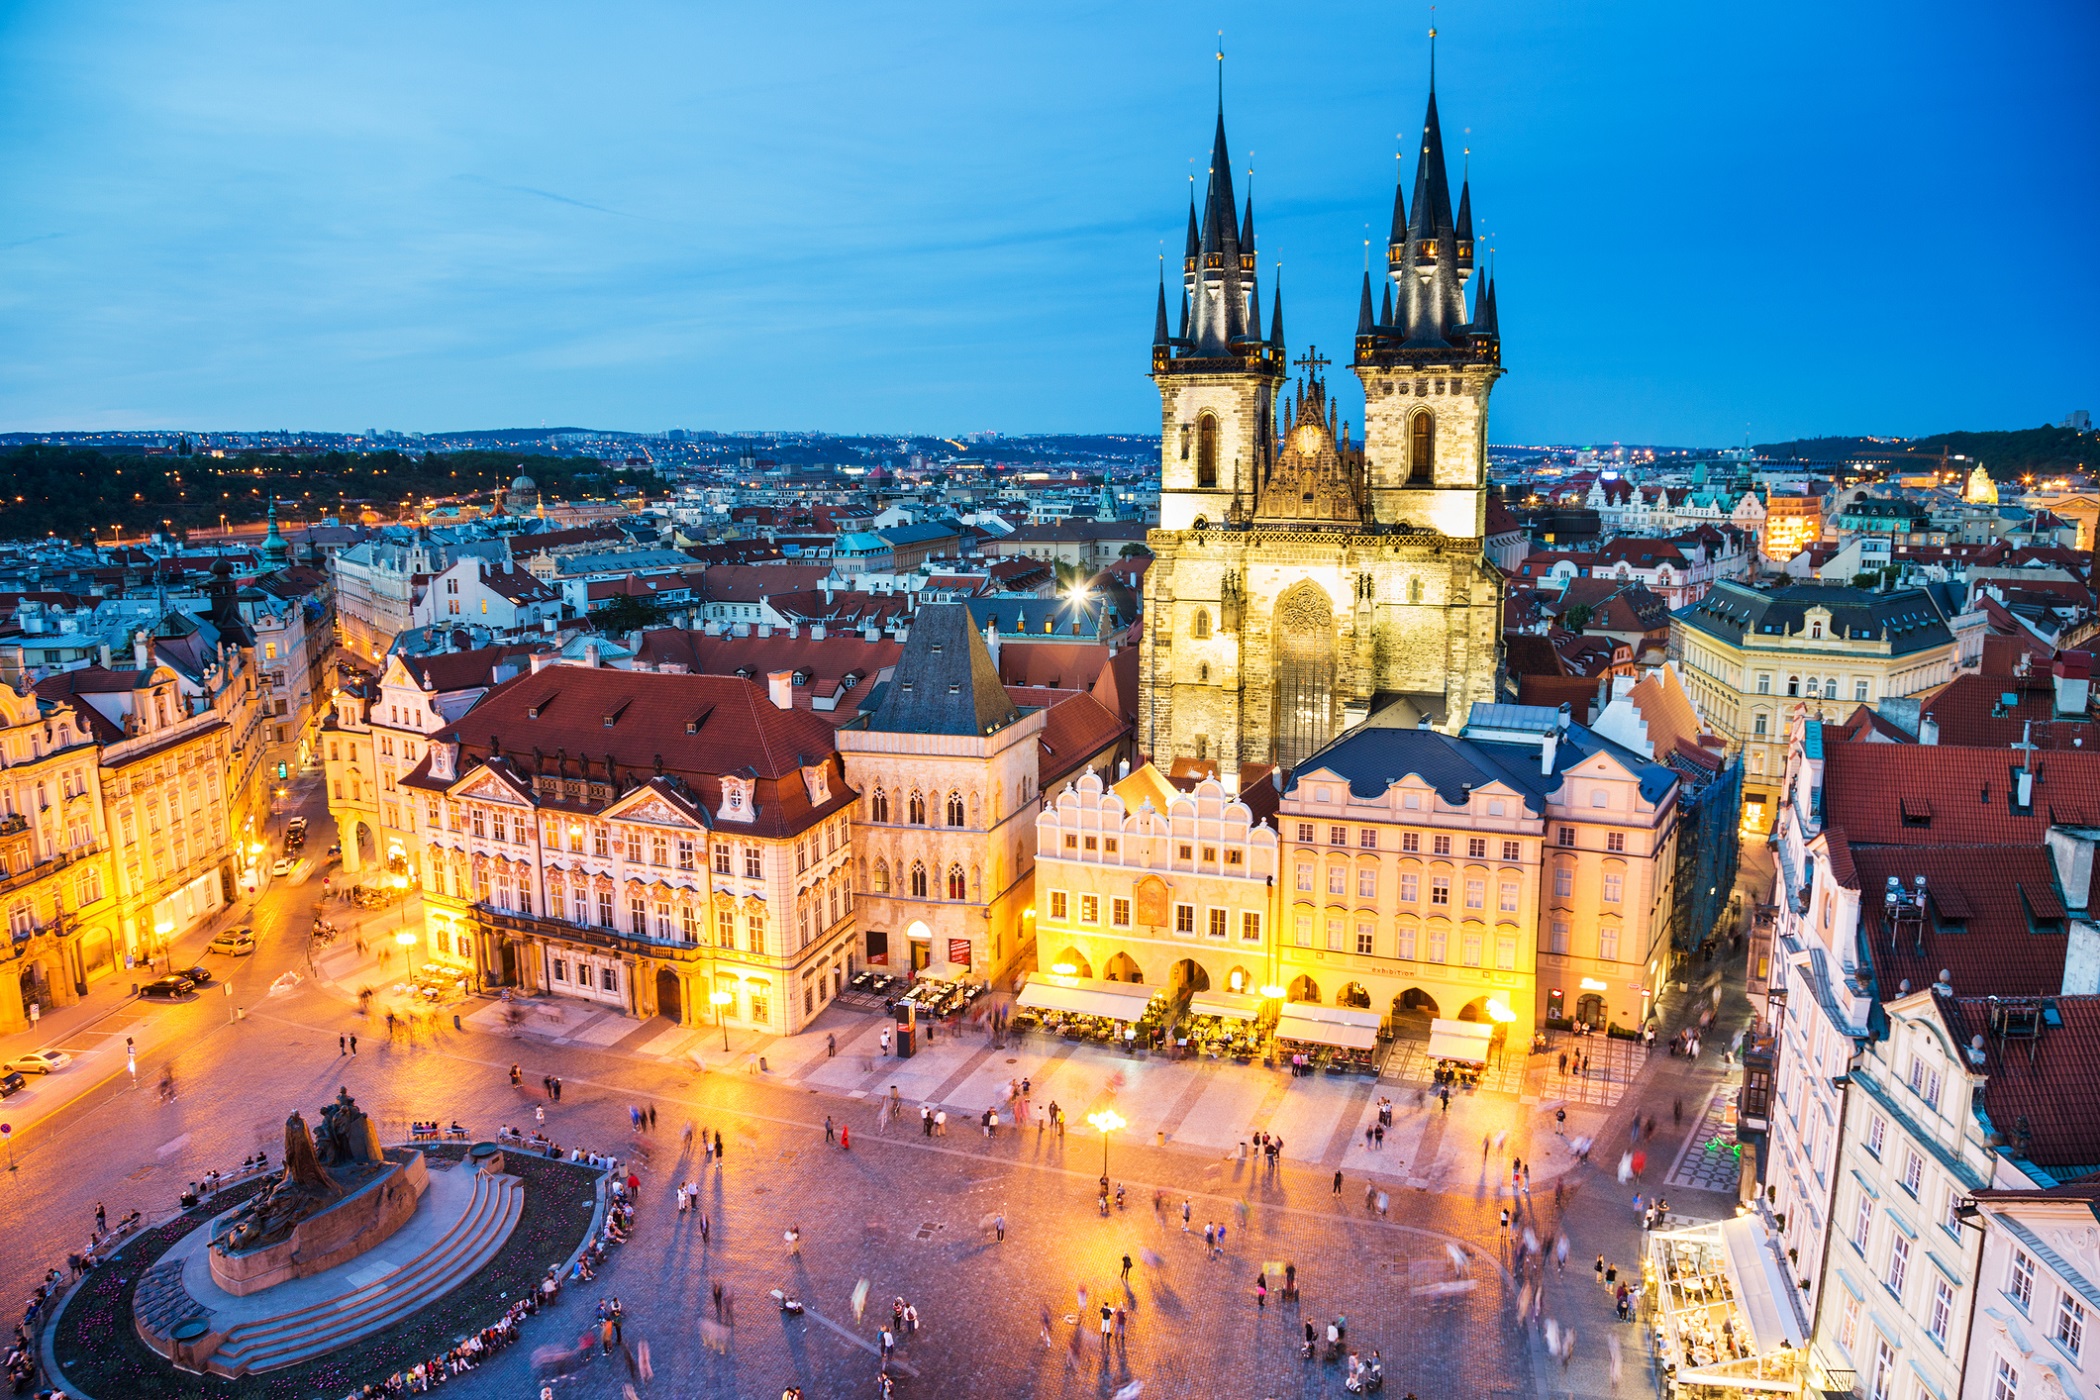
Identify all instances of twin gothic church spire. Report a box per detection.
[1155,103,1278,368]
[1153,75,1499,373]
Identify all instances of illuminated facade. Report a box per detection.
[1139,85,1503,782]
[1760,492,1824,562]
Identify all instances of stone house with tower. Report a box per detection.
[1140,81,1505,783]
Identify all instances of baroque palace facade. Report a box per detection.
[1140,85,1505,781]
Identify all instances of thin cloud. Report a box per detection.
[453,175,640,220]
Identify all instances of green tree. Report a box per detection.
[1562,603,1593,632]
[592,594,670,634]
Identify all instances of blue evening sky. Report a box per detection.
[1,1,2093,446]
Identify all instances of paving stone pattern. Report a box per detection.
[1665,1083,1744,1193]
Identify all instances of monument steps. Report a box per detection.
[205,1166,523,1377]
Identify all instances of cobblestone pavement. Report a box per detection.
[1663,1079,1746,1192]
[6,816,1776,1400]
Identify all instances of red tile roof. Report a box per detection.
[1819,742,2100,845]
[1936,994,2100,1174]
[426,667,853,839]
[628,629,900,723]
[1010,687,1131,790]
[1853,845,2072,1000]
[1917,670,2098,751]
[398,644,549,694]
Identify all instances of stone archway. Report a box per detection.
[1223,965,1255,994]
[1393,987,1440,1022]
[1272,581,1337,770]
[1103,952,1144,984]
[655,968,683,1024]
[1286,974,1321,1004]
[1169,959,1211,994]
[1051,948,1093,979]
[1336,981,1372,1009]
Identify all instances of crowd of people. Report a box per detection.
[329,1291,543,1397]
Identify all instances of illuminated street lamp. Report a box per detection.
[1086,1107,1125,1185]
[710,989,733,1051]
[395,927,419,975]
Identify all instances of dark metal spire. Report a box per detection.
[1153,269,1171,348]
[1454,177,1475,272]
[1380,281,1393,328]
[1357,271,1376,336]
[1268,268,1284,348]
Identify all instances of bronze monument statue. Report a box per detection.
[207,1087,428,1294]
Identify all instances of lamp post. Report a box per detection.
[395,927,419,976]
[1086,1108,1125,1187]
[710,989,733,1052]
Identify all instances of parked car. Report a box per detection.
[6,1050,71,1074]
[209,929,256,956]
[178,965,215,987]
[139,975,196,1000]
[0,1070,27,1097]
[271,856,296,877]
[287,816,308,836]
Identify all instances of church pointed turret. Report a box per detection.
[1153,272,1172,352]
[1473,270,1499,337]
[1380,281,1393,328]
[1357,270,1376,336]
[261,497,289,570]
[1268,270,1284,348]
[1454,177,1475,275]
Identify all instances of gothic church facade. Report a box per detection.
[1139,83,1506,782]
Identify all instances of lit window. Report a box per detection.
[1208,908,1227,940]
[1297,863,1314,892]
[1464,878,1484,910]
[1359,868,1377,898]
[1499,880,1519,913]
[1079,894,1099,924]
[1328,866,1347,896]
[1241,912,1261,943]
[1048,891,1067,920]
[1400,873,1419,902]
[1602,872,1623,904]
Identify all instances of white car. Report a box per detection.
[271,856,296,877]
[7,1049,71,1075]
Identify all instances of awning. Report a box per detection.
[1188,990,1267,1020]
[1425,1018,1496,1064]
[1283,1003,1383,1031]
[1719,1215,1808,1353]
[1018,974,1157,1020]
[1275,1011,1377,1050]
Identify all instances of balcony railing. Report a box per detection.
[471,903,709,963]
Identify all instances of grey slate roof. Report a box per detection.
[1673,580,1955,658]
[864,603,1020,738]
[1286,705,1678,810]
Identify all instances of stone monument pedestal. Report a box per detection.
[208,1152,428,1296]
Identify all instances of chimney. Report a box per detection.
[767,670,794,710]
[758,624,772,638]
[541,616,555,634]
[531,653,556,674]
[1540,731,1559,775]
[133,630,149,671]
[584,641,600,669]
[810,622,826,641]
[2054,651,2093,718]
[2016,765,2035,809]
[1919,715,1939,746]
[98,642,112,669]
[1556,702,1572,733]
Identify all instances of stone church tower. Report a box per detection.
[1140,84,1505,784]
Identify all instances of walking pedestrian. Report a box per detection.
[1120,1253,1133,1283]
[1332,1169,1343,1196]
[339,1034,346,1055]
[1181,1199,1192,1232]
[995,1211,1006,1241]
[349,1034,358,1055]
[714,1129,723,1158]
[648,1105,657,1131]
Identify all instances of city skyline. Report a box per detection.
[1,1,2095,443]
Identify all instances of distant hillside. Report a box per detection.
[1756,425,2097,479]
[0,446,658,542]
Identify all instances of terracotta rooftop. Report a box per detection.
[422,666,853,839]
[1819,741,2100,844]
[1853,845,2078,1002]
[1936,994,2100,1177]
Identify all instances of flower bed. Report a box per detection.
[47,1149,602,1400]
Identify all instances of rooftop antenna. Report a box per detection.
[1428,6,1437,92]
[1216,31,1225,110]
